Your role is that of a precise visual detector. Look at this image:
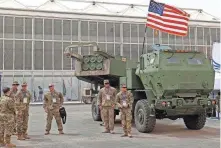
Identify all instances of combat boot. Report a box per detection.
[5,136,16,147]
[17,134,25,140]
[121,132,128,137]
[23,133,30,139]
[45,131,50,135]
[102,129,110,133]
[127,133,132,138]
[110,130,115,134]
[0,136,5,146]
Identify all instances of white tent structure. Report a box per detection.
[0,0,219,21]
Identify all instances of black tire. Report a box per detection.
[91,99,102,121]
[134,99,156,133]
[207,113,212,117]
[183,109,206,130]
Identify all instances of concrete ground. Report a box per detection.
[11,104,220,148]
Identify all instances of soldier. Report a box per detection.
[216,92,220,119]
[9,81,20,135]
[98,80,117,134]
[16,82,31,140]
[116,84,134,138]
[0,87,16,147]
[43,84,64,135]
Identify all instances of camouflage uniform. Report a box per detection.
[116,88,134,137]
[0,92,16,147]
[43,90,64,134]
[98,80,117,133]
[215,93,220,118]
[16,82,31,140]
[9,83,20,135]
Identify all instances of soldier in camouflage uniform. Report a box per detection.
[0,87,16,147]
[216,92,220,119]
[116,84,134,138]
[43,84,64,135]
[16,82,31,140]
[98,80,117,134]
[9,81,20,135]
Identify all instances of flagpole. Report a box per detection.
[141,26,147,55]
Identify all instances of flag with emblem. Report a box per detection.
[146,0,190,36]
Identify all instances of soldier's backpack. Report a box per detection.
[59,107,67,124]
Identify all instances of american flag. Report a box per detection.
[146,0,190,36]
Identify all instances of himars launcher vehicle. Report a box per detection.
[64,42,215,133]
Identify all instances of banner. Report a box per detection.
[212,42,221,90]
[212,42,220,73]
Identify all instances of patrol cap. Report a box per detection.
[12,81,19,85]
[21,82,27,86]
[48,83,54,87]
[2,87,10,94]
[104,80,109,84]
[121,84,127,88]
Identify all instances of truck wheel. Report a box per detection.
[134,99,156,133]
[183,110,206,130]
[91,99,102,121]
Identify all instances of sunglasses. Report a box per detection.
[104,83,109,84]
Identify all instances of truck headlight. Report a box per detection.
[207,101,211,105]
[177,100,183,106]
[167,102,171,106]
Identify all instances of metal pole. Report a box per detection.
[31,18,34,102]
[141,26,147,55]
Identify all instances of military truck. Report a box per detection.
[64,42,215,133]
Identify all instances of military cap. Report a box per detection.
[21,82,27,86]
[103,80,109,84]
[12,81,19,85]
[48,83,54,87]
[2,87,10,94]
[121,84,127,88]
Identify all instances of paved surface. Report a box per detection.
[11,105,220,148]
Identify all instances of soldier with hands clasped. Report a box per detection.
[0,87,16,147]
[43,84,64,135]
[16,82,31,140]
[116,84,134,138]
[98,80,117,134]
[9,81,20,135]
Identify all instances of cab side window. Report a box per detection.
[187,58,203,65]
[167,57,180,63]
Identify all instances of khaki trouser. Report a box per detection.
[101,107,114,131]
[45,108,63,132]
[0,114,15,144]
[120,108,132,134]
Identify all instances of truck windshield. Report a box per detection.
[167,57,179,63]
[187,58,202,65]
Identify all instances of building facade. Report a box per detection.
[0,7,220,101]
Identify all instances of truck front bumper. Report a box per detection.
[155,97,213,116]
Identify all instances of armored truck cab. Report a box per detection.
[132,45,215,132]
